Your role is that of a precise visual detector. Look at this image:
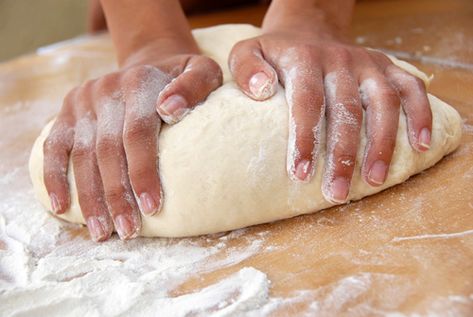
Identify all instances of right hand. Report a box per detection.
[43,44,223,241]
[229,12,432,204]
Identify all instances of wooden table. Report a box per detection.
[1,0,472,315]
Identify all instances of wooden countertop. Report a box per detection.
[1,0,472,315]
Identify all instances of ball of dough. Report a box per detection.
[29,24,462,237]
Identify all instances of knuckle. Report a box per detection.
[128,65,152,78]
[344,102,363,120]
[331,46,352,65]
[43,161,59,180]
[203,61,223,87]
[228,53,241,73]
[296,140,315,157]
[297,106,319,120]
[382,85,400,99]
[370,51,391,65]
[43,135,59,153]
[44,128,68,154]
[229,39,254,67]
[123,65,170,93]
[123,118,153,143]
[104,185,126,204]
[43,171,58,185]
[334,153,357,169]
[296,122,316,139]
[411,76,426,91]
[129,166,154,187]
[190,56,223,86]
[232,39,251,53]
[380,86,401,108]
[381,136,397,149]
[94,73,121,96]
[352,46,368,58]
[297,44,317,59]
[214,67,224,85]
[78,191,97,207]
[79,79,96,92]
[410,112,430,126]
[329,101,362,123]
[126,65,162,81]
[203,57,222,75]
[71,144,94,162]
[384,63,399,76]
[372,129,397,146]
[43,151,67,181]
[206,57,221,70]
[96,135,120,159]
[355,49,376,66]
[63,88,79,106]
[75,87,94,108]
[357,47,370,55]
[297,133,315,149]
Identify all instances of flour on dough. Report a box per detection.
[29,24,462,237]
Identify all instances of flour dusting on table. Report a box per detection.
[1,32,473,316]
[0,185,277,316]
[0,78,276,317]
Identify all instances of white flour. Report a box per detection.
[0,91,279,317]
[2,31,473,317]
[0,187,277,317]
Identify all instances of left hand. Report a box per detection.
[229,17,432,204]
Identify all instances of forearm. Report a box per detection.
[87,0,107,33]
[262,0,355,37]
[100,0,198,65]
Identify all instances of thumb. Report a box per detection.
[228,39,278,101]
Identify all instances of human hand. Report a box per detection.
[229,15,432,204]
[43,42,222,241]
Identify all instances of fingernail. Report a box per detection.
[157,187,164,214]
[139,192,157,216]
[328,177,350,203]
[87,216,106,242]
[115,214,135,240]
[368,160,387,185]
[419,128,431,150]
[294,159,312,182]
[249,72,273,100]
[159,94,189,122]
[50,193,61,214]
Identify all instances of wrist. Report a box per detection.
[100,0,198,66]
[121,37,199,68]
[262,0,354,39]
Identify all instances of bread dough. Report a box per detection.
[29,24,462,237]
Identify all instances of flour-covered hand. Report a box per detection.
[43,45,222,242]
[229,0,432,204]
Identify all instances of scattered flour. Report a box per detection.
[0,166,280,317]
[391,229,473,242]
[2,30,473,317]
[0,189,276,317]
[0,79,280,317]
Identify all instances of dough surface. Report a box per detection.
[29,24,462,237]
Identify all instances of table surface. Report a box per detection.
[1,0,472,315]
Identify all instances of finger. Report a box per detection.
[43,92,76,214]
[156,56,223,124]
[71,108,113,242]
[385,64,432,152]
[282,65,325,182]
[122,72,163,216]
[228,39,278,101]
[94,87,141,240]
[359,73,401,186]
[322,69,363,203]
